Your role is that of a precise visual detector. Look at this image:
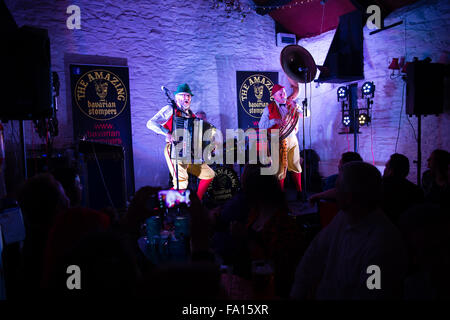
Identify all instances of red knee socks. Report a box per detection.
[292,172,302,191]
[279,179,285,191]
[197,178,213,200]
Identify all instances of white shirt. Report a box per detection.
[258,102,299,136]
[146,105,192,141]
[290,208,407,300]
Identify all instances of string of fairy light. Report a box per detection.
[211,0,318,20]
[255,0,316,10]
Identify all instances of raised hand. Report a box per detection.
[167,133,174,143]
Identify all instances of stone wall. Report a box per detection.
[5,0,285,190]
[4,0,449,193]
[297,0,450,182]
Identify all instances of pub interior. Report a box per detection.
[0,0,449,305]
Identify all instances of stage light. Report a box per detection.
[361,81,375,98]
[337,86,348,101]
[342,115,351,127]
[358,113,370,126]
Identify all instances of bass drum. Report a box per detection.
[205,165,240,207]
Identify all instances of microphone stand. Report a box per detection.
[294,66,310,202]
[296,70,308,202]
[163,88,180,191]
[301,77,308,202]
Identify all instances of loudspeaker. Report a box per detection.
[78,141,127,210]
[318,10,364,83]
[0,26,53,120]
[406,61,445,116]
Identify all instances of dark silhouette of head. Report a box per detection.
[384,153,410,179]
[336,162,382,214]
[398,203,450,297]
[427,149,449,180]
[18,173,69,229]
[51,167,83,207]
[300,149,321,174]
[125,186,161,236]
[241,164,287,212]
[338,152,363,171]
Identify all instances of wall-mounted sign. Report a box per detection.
[70,64,135,202]
[236,71,278,130]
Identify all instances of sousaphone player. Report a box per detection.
[258,84,303,195]
[259,45,320,199]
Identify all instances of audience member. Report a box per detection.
[291,162,407,300]
[41,168,112,290]
[49,231,140,297]
[322,152,363,191]
[52,167,119,225]
[382,153,424,225]
[109,186,165,280]
[299,149,322,194]
[422,149,449,207]
[309,152,362,203]
[212,163,260,229]
[139,261,223,299]
[51,167,83,207]
[210,164,258,259]
[136,188,223,299]
[42,207,111,290]
[17,173,69,296]
[398,203,450,299]
[124,186,161,239]
[10,148,448,300]
[221,164,305,298]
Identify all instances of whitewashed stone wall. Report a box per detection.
[297,0,450,182]
[4,0,449,191]
[5,0,286,190]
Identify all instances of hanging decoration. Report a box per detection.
[211,0,253,21]
[254,0,316,10]
[210,0,317,21]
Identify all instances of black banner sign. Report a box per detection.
[236,71,278,130]
[70,64,134,205]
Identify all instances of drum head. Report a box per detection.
[206,166,240,205]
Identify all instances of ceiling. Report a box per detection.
[252,0,420,39]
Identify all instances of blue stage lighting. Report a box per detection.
[337,86,348,101]
[342,115,351,126]
[361,81,375,97]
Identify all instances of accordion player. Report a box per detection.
[170,116,217,164]
[146,83,215,199]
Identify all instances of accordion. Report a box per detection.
[170,116,217,164]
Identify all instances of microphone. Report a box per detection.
[161,86,170,93]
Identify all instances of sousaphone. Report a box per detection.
[278,45,318,140]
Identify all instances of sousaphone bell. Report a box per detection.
[278,45,318,140]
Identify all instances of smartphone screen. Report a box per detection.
[158,190,191,208]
